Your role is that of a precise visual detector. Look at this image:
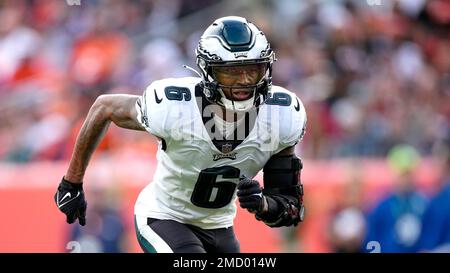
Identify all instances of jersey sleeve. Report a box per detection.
[135,81,171,139]
[135,77,200,141]
[279,93,307,148]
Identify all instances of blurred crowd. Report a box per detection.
[0,0,449,162]
[328,142,450,253]
[276,0,450,159]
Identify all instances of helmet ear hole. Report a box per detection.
[204,81,219,102]
[209,83,217,101]
[257,80,268,96]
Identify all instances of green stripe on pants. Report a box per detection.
[134,216,157,253]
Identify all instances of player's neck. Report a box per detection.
[214,109,246,123]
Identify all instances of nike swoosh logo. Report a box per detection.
[58,191,80,208]
[60,192,71,203]
[154,89,163,104]
[294,98,300,112]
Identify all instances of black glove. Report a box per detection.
[237,177,265,214]
[54,177,87,226]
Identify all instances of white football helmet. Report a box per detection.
[195,16,275,112]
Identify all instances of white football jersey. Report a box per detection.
[134,77,307,229]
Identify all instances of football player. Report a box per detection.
[55,16,307,253]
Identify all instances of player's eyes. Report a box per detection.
[214,65,264,76]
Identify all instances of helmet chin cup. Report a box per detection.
[203,79,272,112]
[221,96,255,112]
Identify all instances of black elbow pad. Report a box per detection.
[263,155,303,197]
[257,155,305,227]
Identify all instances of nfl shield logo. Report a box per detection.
[221,143,233,154]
